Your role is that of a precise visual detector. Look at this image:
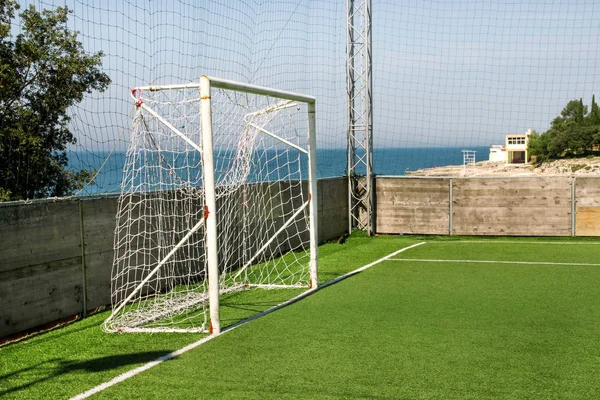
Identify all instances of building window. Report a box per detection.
[508,137,526,145]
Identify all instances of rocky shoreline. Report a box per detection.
[406,157,600,177]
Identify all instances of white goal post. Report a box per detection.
[103,76,318,334]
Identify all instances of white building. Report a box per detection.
[489,129,533,164]
[488,145,506,162]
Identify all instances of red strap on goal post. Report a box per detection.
[131,88,143,107]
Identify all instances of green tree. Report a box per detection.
[530,97,600,162]
[527,131,552,161]
[0,2,110,201]
[558,99,587,125]
[586,94,600,125]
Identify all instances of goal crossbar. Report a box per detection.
[134,76,316,104]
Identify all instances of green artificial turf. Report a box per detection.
[0,312,199,399]
[2,234,600,399]
[95,238,600,399]
[0,232,418,399]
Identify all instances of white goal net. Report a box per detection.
[103,77,318,334]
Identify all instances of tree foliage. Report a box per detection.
[528,96,600,162]
[0,1,110,201]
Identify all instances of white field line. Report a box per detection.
[390,258,600,267]
[70,288,318,400]
[71,241,426,400]
[425,240,600,245]
[318,242,426,289]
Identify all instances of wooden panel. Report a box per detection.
[575,177,600,207]
[577,207,600,236]
[453,177,572,236]
[575,177,600,236]
[376,178,450,235]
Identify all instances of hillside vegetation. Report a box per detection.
[529,96,600,161]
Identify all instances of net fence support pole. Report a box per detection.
[366,0,373,235]
[201,75,221,334]
[347,0,355,236]
[308,101,319,288]
[347,0,373,235]
[449,178,453,236]
[571,177,576,237]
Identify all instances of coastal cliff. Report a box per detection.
[406,157,600,177]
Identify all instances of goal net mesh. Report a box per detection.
[104,85,311,333]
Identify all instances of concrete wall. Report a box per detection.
[0,177,348,339]
[0,200,84,338]
[318,178,349,240]
[6,175,597,338]
[80,197,119,310]
[376,176,600,237]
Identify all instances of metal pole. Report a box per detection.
[365,0,373,235]
[449,178,453,235]
[347,0,356,235]
[135,79,315,104]
[200,76,221,334]
[571,177,576,237]
[347,0,374,235]
[308,101,319,288]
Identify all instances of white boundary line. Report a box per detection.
[424,240,600,245]
[390,258,600,267]
[70,288,317,400]
[71,241,426,399]
[317,242,426,289]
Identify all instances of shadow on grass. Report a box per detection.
[219,299,284,326]
[0,351,170,398]
[0,313,102,349]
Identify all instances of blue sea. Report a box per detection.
[68,146,490,196]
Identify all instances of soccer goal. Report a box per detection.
[103,76,318,334]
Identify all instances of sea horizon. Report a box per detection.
[68,146,492,195]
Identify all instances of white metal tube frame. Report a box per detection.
[126,77,318,334]
[200,76,221,334]
[110,79,318,335]
[199,76,319,334]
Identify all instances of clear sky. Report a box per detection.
[19,0,600,153]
